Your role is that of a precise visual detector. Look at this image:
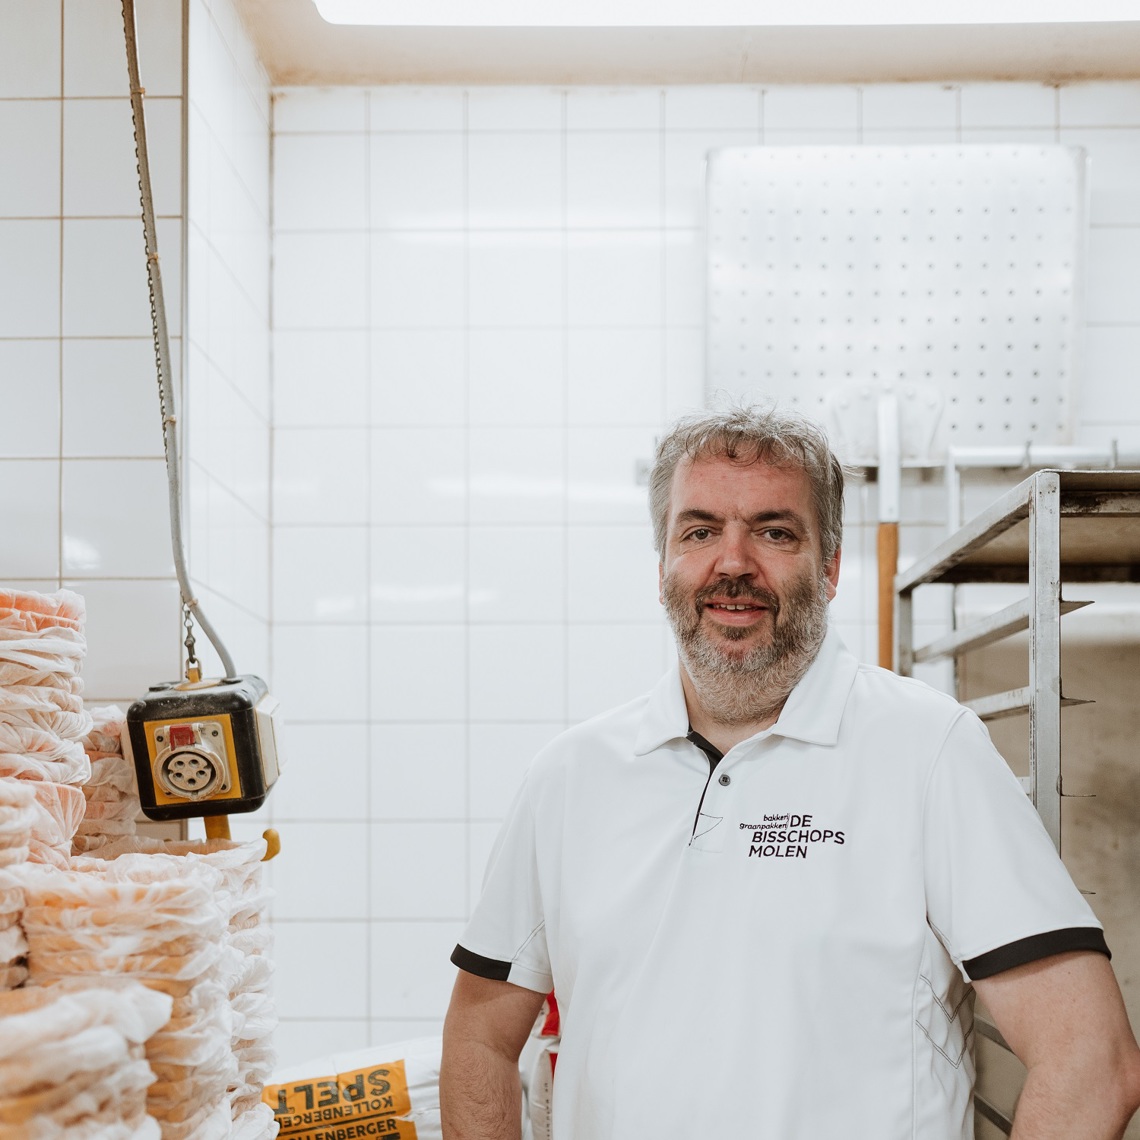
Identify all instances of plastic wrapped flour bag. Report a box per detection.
[0,981,170,1140]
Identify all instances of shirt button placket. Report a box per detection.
[691,764,737,853]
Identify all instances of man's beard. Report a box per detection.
[662,568,830,727]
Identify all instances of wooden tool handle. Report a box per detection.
[877,522,899,671]
[204,814,231,841]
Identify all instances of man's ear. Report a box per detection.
[824,546,841,602]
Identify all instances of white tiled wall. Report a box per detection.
[266,80,1140,1062]
[0,0,185,702]
[184,0,272,683]
[270,85,679,1056]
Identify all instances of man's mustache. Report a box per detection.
[693,579,780,612]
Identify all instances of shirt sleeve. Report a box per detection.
[923,709,1108,982]
[451,773,553,994]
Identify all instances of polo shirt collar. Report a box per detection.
[632,625,859,757]
[772,626,860,745]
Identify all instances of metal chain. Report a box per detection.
[183,605,199,673]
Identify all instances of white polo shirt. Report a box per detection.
[453,629,1107,1140]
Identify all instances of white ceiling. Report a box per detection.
[235,0,1140,86]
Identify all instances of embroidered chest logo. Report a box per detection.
[738,813,846,860]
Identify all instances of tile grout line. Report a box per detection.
[56,0,65,590]
[563,90,573,732]
[179,0,193,693]
[363,84,376,1041]
[462,87,474,930]
[659,89,667,427]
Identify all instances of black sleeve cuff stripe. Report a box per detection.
[964,927,1111,981]
[451,944,513,982]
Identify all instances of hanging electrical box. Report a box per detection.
[122,677,282,821]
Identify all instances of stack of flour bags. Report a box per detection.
[209,839,277,1140]
[0,780,34,988]
[73,706,140,855]
[0,981,173,1139]
[0,589,91,866]
[19,851,240,1139]
[22,836,278,1139]
[98,837,279,1139]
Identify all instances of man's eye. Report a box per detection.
[764,528,793,541]
[687,528,711,541]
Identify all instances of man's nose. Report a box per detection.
[713,528,759,578]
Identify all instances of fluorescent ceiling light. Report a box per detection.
[314,0,1140,26]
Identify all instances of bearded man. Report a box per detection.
[440,406,1140,1140]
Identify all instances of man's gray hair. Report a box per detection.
[649,404,845,562]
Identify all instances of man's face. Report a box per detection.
[658,454,840,676]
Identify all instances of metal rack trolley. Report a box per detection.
[895,469,1140,1136]
[897,469,1140,849]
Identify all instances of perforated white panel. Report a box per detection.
[706,146,1087,454]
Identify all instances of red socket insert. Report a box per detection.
[168,724,196,748]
